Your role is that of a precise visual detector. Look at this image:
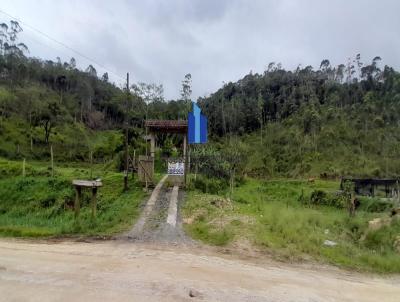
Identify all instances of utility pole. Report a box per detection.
[124,72,130,191]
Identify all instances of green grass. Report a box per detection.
[0,158,147,237]
[183,178,400,273]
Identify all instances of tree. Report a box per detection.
[69,57,76,70]
[180,73,192,115]
[55,75,67,104]
[3,21,28,57]
[85,64,97,78]
[101,72,109,82]
[355,53,363,78]
[132,82,164,120]
[257,92,264,144]
[222,139,248,196]
[320,59,330,72]
[0,23,8,56]
[335,64,345,83]
[345,57,355,83]
[36,101,61,144]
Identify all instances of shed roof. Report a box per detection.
[145,120,187,133]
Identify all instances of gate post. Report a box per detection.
[184,134,187,186]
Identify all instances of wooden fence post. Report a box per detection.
[91,187,97,218]
[90,150,93,179]
[22,158,26,177]
[50,145,54,177]
[75,186,81,218]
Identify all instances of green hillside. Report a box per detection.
[1,20,400,272]
[198,57,400,178]
[2,20,400,180]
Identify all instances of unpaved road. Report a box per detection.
[0,238,399,302]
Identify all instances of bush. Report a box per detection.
[310,190,327,205]
[190,175,228,194]
[358,196,393,213]
[309,189,345,208]
[362,218,400,252]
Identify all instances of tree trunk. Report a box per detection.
[44,121,51,144]
[29,111,33,152]
[50,145,54,177]
[229,169,235,197]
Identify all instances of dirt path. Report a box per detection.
[122,178,193,245]
[0,238,399,302]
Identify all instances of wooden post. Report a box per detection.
[74,186,81,219]
[124,72,130,191]
[132,149,136,179]
[90,150,93,179]
[50,144,54,177]
[150,134,155,158]
[91,187,97,218]
[22,158,26,177]
[124,169,128,191]
[183,133,187,186]
[188,143,191,182]
[150,134,155,182]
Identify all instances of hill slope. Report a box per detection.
[198,57,400,178]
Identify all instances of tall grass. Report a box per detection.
[0,158,146,237]
[183,178,400,273]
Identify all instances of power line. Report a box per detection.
[0,8,126,81]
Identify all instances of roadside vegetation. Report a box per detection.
[0,158,146,237]
[183,178,400,273]
[1,19,400,274]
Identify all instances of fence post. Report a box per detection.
[22,158,26,177]
[50,145,54,177]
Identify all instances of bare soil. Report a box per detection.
[0,238,399,302]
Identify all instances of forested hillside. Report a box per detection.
[0,21,189,162]
[1,20,400,179]
[198,57,400,178]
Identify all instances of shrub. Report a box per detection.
[362,219,400,252]
[190,175,228,194]
[358,196,393,213]
[310,190,327,205]
[309,189,345,208]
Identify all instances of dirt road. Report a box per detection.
[0,238,399,302]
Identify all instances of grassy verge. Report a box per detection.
[183,178,400,273]
[0,158,147,237]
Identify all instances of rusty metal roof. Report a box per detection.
[145,120,187,133]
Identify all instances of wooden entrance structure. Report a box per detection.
[143,120,188,185]
[137,155,154,185]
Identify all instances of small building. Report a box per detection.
[341,178,400,198]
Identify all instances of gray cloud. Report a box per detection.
[0,0,399,99]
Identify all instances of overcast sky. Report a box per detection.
[0,0,399,99]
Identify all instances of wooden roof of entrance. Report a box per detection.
[145,120,187,133]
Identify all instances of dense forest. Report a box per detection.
[198,55,400,178]
[1,20,400,179]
